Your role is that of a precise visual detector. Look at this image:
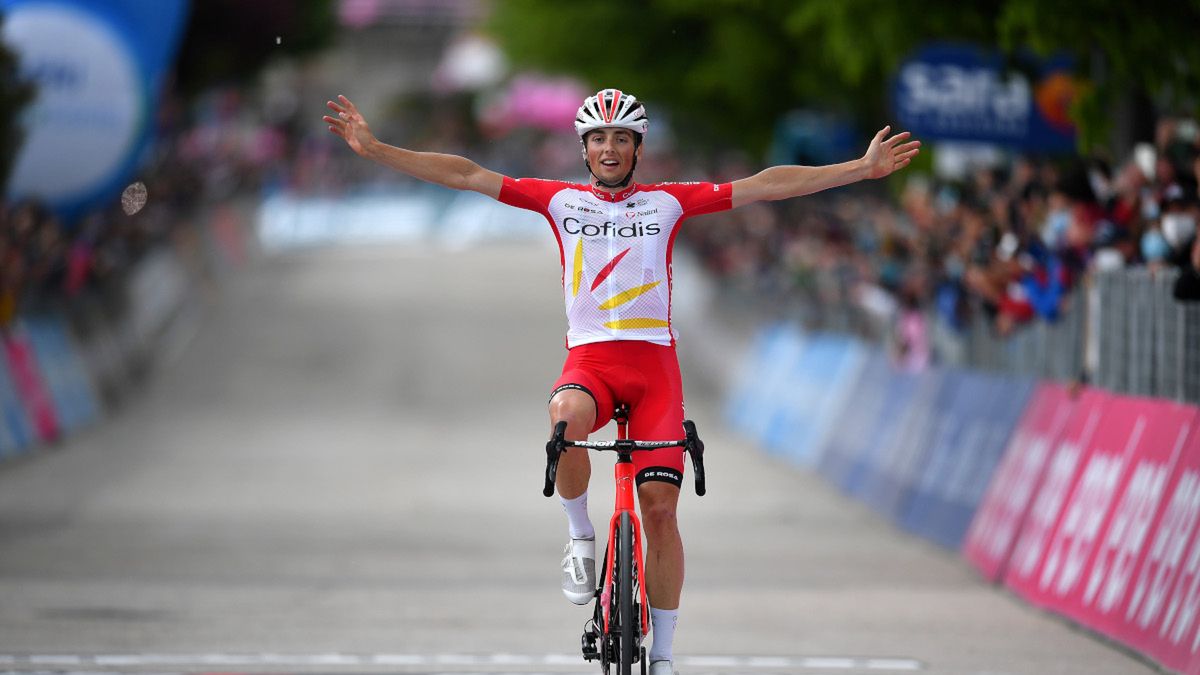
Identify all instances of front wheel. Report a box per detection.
[617,511,637,675]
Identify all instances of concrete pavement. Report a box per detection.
[0,242,1154,674]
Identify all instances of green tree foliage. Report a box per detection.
[489,0,1199,157]
[0,12,36,192]
[998,0,1200,151]
[174,0,335,99]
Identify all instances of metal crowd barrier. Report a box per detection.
[937,268,1199,404]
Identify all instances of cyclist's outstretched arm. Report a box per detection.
[324,95,503,200]
[730,125,920,208]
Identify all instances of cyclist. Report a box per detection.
[325,89,919,674]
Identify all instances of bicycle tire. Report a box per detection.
[617,511,636,675]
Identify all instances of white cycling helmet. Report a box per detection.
[575,88,649,139]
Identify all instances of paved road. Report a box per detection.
[0,242,1154,675]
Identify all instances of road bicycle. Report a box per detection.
[543,404,706,675]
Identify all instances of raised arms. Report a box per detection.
[324,95,504,200]
[731,126,920,209]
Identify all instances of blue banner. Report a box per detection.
[855,370,947,518]
[21,315,100,433]
[725,323,806,445]
[901,371,1034,549]
[840,367,920,496]
[765,334,865,466]
[1,0,190,221]
[816,350,891,486]
[0,351,34,457]
[892,43,1077,152]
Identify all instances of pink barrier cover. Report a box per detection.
[1004,388,1109,598]
[1006,393,1200,672]
[963,382,1076,581]
[3,332,59,442]
[1116,413,1200,673]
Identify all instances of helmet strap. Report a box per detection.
[586,158,637,189]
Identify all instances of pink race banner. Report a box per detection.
[1061,400,1195,654]
[1114,414,1200,673]
[963,382,1076,581]
[3,331,59,442]
[1014,395,1164,613]
[1004,388,1109,598]
[1005,392,1200,673]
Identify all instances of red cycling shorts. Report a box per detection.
[549,340,687,488]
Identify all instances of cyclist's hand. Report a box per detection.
[862,126,921,180]
[324,95,376,157]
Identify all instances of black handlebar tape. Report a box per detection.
[690,440,706,496]
[543,420,569,497]
[682,420,706,496]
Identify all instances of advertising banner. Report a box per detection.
[1122,439,1200,667]
[1054,401,1196,673]
[2,329,59,442]
[21,315,100,433]
[1005,389,1110,596]
[725,323,806,446]
[900,372,1033,549]
[764,334,865,467]
[963,382,1077,581]
[0,352,34,457]
[891,43,1078,152]
[854,369,945,517]
[1,0,189,220]
[839,367,920,496]
[1004,393,1200,665]
[816,350,890,486]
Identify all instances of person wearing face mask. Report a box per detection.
[1162,209,1197,252]
[1165,191,1200,301]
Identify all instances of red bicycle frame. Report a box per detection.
[599,416,650,635]
[543,407,706,672]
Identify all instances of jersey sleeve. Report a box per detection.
[498,176,567,215]
[660,182,733,219]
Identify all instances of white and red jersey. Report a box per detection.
[499,177,732,348]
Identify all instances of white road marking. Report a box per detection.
[5,653,924,671]
[799,656,858,668]
[745,656,792,667]
[371,654,430,665]
[866,658,924,671]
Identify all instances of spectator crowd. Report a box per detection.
[0,88,280,338]
[4,81,1198,380]
[680,117,1200,371]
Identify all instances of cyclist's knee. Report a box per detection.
[638,485,680,535]
[641,502,679,537]
[549,390,596,437]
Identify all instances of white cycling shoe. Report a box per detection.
[560,536,596,604]
[648,660,676,675]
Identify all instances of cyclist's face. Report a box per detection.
[584,129,640,183]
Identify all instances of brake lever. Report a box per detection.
[544,420,568,497]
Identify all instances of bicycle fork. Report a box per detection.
[601,457,649,636]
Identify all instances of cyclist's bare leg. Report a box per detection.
[637,481,683,608]
[548,389,595,499]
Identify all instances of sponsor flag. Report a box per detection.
[1,0,189,221]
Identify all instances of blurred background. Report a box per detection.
[2,0,1198,411]
[1,1,1199,674]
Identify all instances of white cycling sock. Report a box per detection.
[560,491,595,540]
[649,606,678,663]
